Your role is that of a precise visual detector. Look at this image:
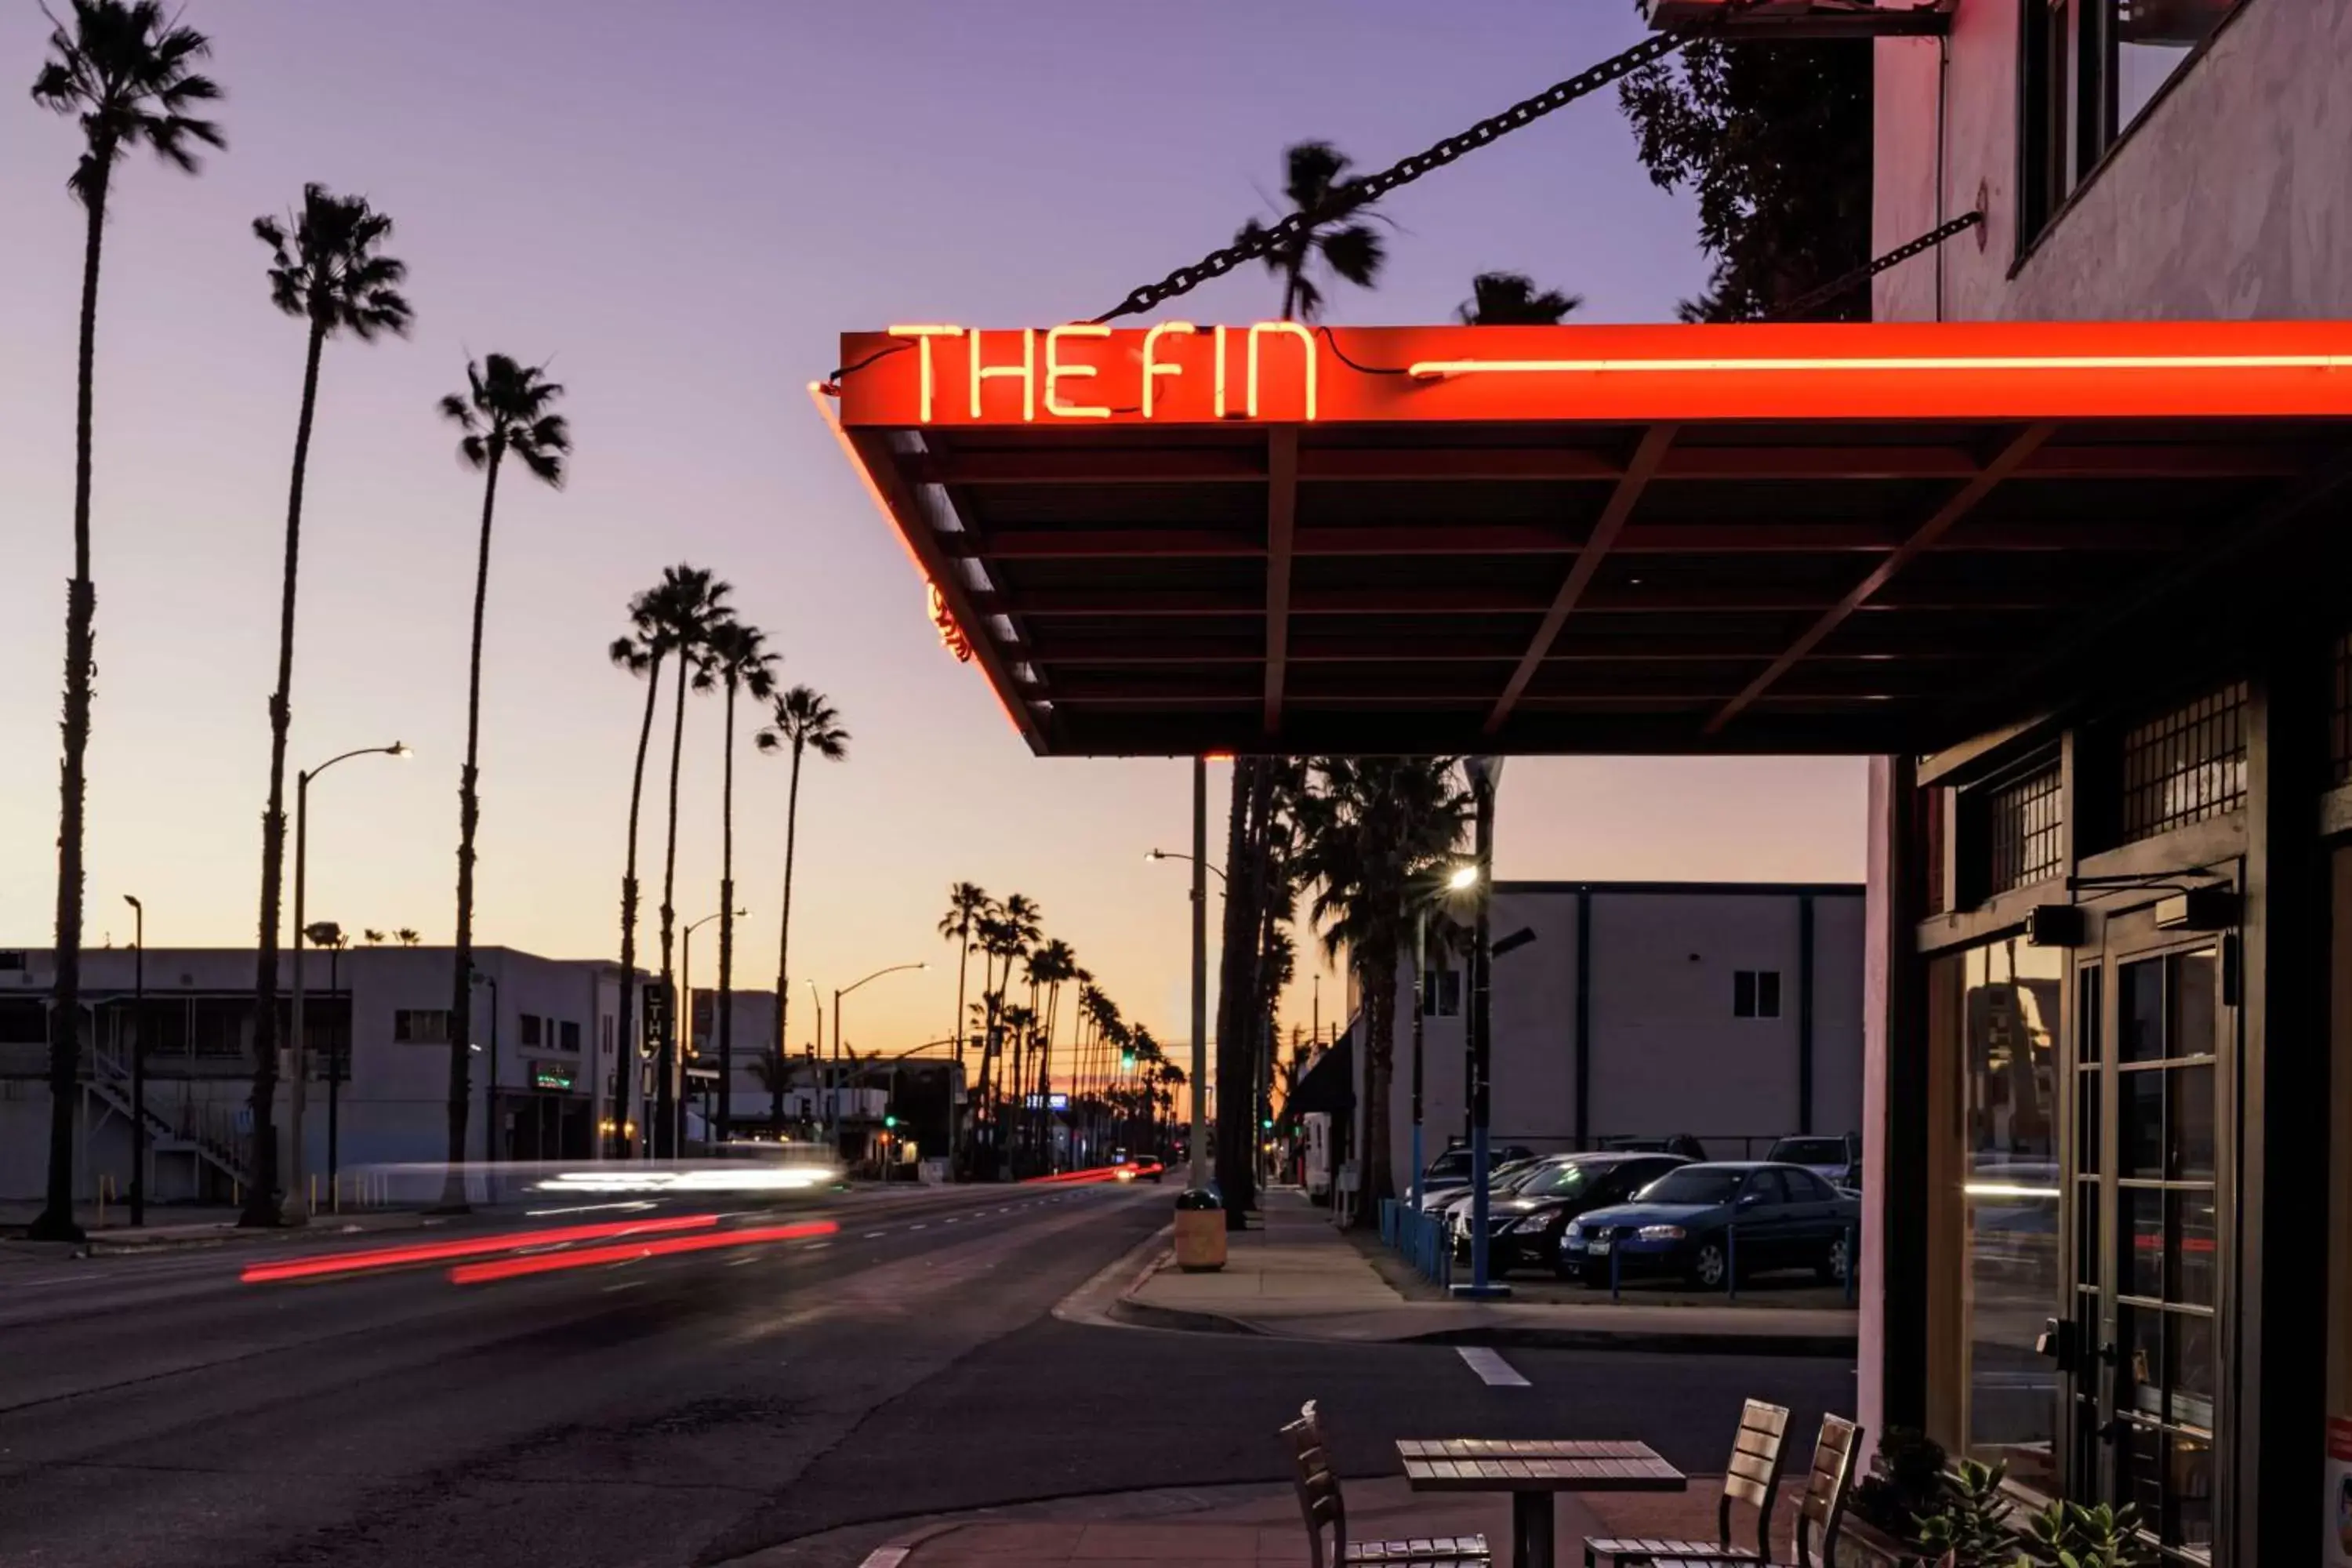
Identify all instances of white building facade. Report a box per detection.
[1350,880,1864,1186]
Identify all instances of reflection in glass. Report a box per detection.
[2169,1430,2215,1555]
[2120,1185,2164,1300]
[2121,1069,2164,1177]
[1961,940,2063,1495]
[2114,0,2230,132]
[2169,1064,2215,1179]
[2076,1067,2102,1174]
[2169,1311,2216,1432]
[2171,1189,2216,1308]
[2171,949,2217,1057]
[2122,956,2164,1062]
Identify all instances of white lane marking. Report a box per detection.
[942,1218,957,1225]
[804,1240,832,1250]
[858,1550,910,1568]
[726,1255,760,1268]
[909,1224,927,1231]
[1457,1348,1531,1388]
[601,1280,648,1294]
[863,1230,887,1239]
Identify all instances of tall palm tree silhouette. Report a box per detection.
[608,568,716,1156]
[757,684,851,1131]
[435,354,570,1204]
[27,0,224,1243]
[243,185,411,1225]
[1236,141,1385,324]
[1458,270,1583,325]
[699,620,777,1143]
[935,881,991,1157]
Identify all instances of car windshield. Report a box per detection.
[1635,1168,1748,1205]
[1523,1163,1591,1198]
[1426,1150,1473,1178]
[1769,1138,1849,1166]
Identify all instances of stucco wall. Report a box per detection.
[1875,0,2352,323]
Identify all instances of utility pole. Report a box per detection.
[124,895,144,1226]
[1188,755,1208,1191]
[1455,758,1508,1299]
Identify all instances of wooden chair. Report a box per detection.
[1587,1411,1864,1568]
[1582,1399,1789,1567]
[1281,1401,1489,1568]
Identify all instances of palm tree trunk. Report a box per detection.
[771,739,804,1128]
[949,927,971,1169]
[1357,940,1399,1221]
[655,661,691,1158]
[615,652,665,1158]
[244,320,328,1227]
[441,445,506,1209]
[34,163,113,1243]
[717,677,739,1149]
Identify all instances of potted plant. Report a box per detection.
[1836,1429,1947,1566]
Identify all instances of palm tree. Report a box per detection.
[435,353,570,1203]
[242,184,411,1226]
[361,928,386,946]
[935,881,991,1156]
[1025,938,1077,1163]
[697,620,776,1143]
[755,684,850,1135]
[1292,757,1471,1218]
[608,569,696,1156]
[1236,141,1385,324]
[987,894,1041,1157]
[394,927,421,948]
[1457,270,1583,326]
[636,572,731,1157]
[27,0,224,1243]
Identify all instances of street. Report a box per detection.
[0,1185,1849,1568]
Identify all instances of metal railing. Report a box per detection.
[1378,1199,1454,1290]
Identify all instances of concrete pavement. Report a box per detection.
[1110,1190,1857,1352]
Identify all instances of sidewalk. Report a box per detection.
[1111,1191,1855,1353]
[0,1201,430,1255]
[722,1476,1804,1568]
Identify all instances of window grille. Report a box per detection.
[1987,767,2065,891]
[2119,683,2246,841]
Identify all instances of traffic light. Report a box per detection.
[1261,1116,1274,1131]
[1120,1049,1137,1071]
[883,1112,898,1129]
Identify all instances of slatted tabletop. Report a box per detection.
[1396,1440,1686,1494]
[1396,1439,1657,1462]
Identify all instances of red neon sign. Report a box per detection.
[835,320,2352,430]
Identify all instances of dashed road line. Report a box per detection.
[1457,1347,1530,1388]
[863,1230,886,1238]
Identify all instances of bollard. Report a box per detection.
[1610,1236,1621,1303]
[99,1174,110,1229]
[1844,1224,1857,1305]
[1726,1223,1738,1302]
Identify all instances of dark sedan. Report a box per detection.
[1559,1161,1860,1289]
[1448,1152,1690,1276]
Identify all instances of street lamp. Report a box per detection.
[471,967,499,1163]
[123,894,145,1226]
[830,962,926,1156]
[681,909,743,1149]
[1410,860,1480,1212]
[1145,848,1225,884]
[288,741,408,1221]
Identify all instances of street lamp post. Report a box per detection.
[1411,863,1482,1214]
[123,894,144,1226]
[680,909,740,1149]
[309,923,345,1194]
[472,967,500,1163]
[830,962,926,1160]
[288,742,406,1221]
[1147,811,1217,1192]
[1455,758,1508,1301]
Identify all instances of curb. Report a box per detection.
[1393,1321,1857,1356]
[1105,1294,1268,1336]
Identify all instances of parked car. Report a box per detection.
[1765,1134,1859,1192]
[1438,1153,1581,1236]
[1559,1161,1861,1289]
[1446,1152,1691,1276]
[1415,1144,1534,1210]
[1599,1134,1709,1161]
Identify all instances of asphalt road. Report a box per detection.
[0,1183,1853,1568]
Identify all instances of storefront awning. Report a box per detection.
[822,320,2352,757]
[1283,1038,1354,1120]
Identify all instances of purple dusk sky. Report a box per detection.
[0,1,1864,1054]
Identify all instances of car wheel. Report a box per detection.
[1819,1232,1853,1284]
[1687,1238,1730,1290]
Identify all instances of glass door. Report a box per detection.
[2074,924,2224,1562]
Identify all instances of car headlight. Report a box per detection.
[1563,1221,1584,1242]
[1637,1225,1686,1241]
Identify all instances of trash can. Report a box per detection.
[1172,1187,1227,1272]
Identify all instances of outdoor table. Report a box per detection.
[1396,1439,1686,1568]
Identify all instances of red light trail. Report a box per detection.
[239,1213,720,1285]
[448,1219,840,1284]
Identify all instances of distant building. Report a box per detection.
[0,944,629,1203]
[1318,880,1864,1189]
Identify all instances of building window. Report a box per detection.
[2118,682,2246,842]
[2020,1,2241,245]
[560,1019,581,1052]
[2332,631,2351,786]
[1988,766,2066,893]
[601,1014,615,1057]
[1420,969,1461,1018]
[1733,970,1782,1019]
[518,1013,542,1047]
[392,1008,450,1044]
